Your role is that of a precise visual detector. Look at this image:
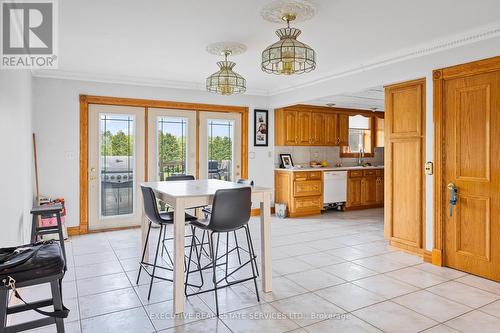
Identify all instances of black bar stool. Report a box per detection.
[30,204,67,266]
[137,186,202,300]
[201,179,257,274]
[185,187,259,316]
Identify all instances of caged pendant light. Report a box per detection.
[261,13,316,75]
[206,49,246,96]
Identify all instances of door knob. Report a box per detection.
[448,182,458,217]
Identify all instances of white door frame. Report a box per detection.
[199,111,242,180]
[88,104,145,230]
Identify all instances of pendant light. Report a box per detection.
[261,12,316,75]
[206,46,246,95]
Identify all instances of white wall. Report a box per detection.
[32,78,273,227]
[0,71,34,246]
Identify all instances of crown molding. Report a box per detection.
[31,69,269,96]
[31,22,500,98]
[268,21,500,96]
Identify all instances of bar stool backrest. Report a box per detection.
[208,187,251,232]
[140,186,163,225]
[165,175,195,181]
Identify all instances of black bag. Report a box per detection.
[0,241,69,318]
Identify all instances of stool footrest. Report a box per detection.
[7,299,54,315]
[5,317,56,333]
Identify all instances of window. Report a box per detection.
[341,115,374,157]
[156,116,188,180]
[207,119,234,181]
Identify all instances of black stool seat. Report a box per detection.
[158,212,197,224]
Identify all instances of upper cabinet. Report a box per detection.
[275,105,384,147]
[375,117,385,148]
[337,114,349,146]
[284,110,298,145]
[297,111,312,145]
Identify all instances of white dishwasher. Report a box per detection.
[323,171,347,208]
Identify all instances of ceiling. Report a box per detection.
[308,86,385,111]
[35,0,500,96]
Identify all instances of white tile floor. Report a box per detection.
[9,208,500,333]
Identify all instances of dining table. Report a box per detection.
[140,179,273,314]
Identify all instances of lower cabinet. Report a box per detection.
[275,170,323,217]
[346,169,384,209]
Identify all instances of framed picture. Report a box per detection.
[279,154,294,168]
[254,109,268,146]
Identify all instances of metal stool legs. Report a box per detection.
[185,226,260,317]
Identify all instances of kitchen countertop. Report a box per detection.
[275,165,384,172]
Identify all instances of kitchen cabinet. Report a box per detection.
[311,112,325,145]
[298,111,312,144]
[275,105,382,147]
[275,170,323,217]
[346,169,384,209]
[338,114,349,146]
[324,113,338,145]
[347,177,362,207]
[375,117,385,147]
[284,110,298,145]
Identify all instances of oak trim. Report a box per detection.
[79,94,249,235]
[432,55,500,267]
[79,95,89,234]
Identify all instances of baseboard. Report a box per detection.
[344,204,384,211]
[67,226,81,236]
[389,239,423,256]
[423,250,433,263]
[432,249,443,266]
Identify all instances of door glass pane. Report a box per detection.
[99,114,135,217]
[157,116,188,180]
[207,119,233,181]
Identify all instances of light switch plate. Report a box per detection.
[425,161,433,175]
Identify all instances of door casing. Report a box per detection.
[76,95,248,235]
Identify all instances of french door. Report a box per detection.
[199,112,242,181]
[87,104,242,230]
[147,108,197,181]
[88,104,145,230]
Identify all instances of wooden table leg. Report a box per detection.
[260,191,272,292]
[173,198,186,314]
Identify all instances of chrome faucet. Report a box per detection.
[358,147,365,166]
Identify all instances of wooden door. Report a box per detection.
[376,176,384,204]
[324,113,338,145]
[384,79,425,254]
[311,112,325,145]
[338,114,349,146]
[361,176,377,205]
[347,177,362,207]
[284,111,298,145]
[443,69,500,281]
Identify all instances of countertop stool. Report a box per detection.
[30,204,67,266]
